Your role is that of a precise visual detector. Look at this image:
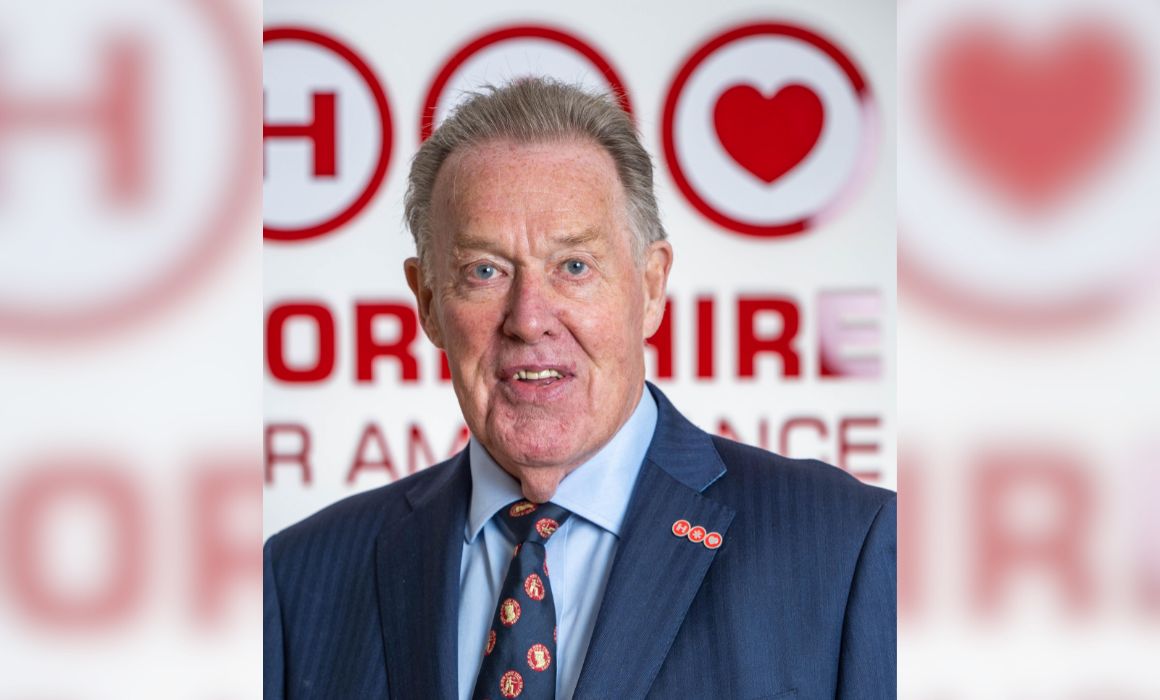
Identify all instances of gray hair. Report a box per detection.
[404,77,666,269]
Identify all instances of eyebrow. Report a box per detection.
[449,234,499,254]
[451,228,602,253]
[555,229,601,248]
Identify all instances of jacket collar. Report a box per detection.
[572,383,735,698]
[642,381,728,491]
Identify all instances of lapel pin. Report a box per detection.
[688,525,707,543]
[673,520,723,549]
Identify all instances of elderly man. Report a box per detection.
[265,79,895,700]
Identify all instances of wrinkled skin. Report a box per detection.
[406,138,672,502]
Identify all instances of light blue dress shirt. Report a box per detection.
[457,386,658,700]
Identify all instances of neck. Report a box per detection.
[507,464,573,503]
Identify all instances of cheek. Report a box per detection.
[440,304,502,370]
[611,283,648,337]
[570,297,646,363]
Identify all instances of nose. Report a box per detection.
[502,270,559,343]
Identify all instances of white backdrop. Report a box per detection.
[263,0,895,539]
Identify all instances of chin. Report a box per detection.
[495,434,587,471]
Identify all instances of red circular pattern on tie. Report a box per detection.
[509,501,537,517]
[553,625,557,642]
[486,629,497,655]
[499,598,521,627]
[704,531,723,549]
[543,559,549,577]
[513,543,521,558]
[499,670,524,698]
[535,518,560,539]
[688,525,707,543]
[526,643,552,672]
[524,573,546,601]
[672,519,692,537]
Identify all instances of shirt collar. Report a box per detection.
[465,385,658,543]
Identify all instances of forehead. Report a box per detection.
[429,138,628,247]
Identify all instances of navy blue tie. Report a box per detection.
[472,500,571,700]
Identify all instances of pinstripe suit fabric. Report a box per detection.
[264,384,896,699]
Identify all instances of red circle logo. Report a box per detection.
[672,519,692,537]
[704,531,723,549]
[663,22,874,238]
[263,27,392,242]
[485,629,497,656]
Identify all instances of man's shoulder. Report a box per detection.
[645,383,894,529]
[265,453,464,560]
[706,434,895,525]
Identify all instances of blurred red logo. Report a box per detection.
[898,5,1158,329]
[927,24,1136,209]
[0,0,254,337]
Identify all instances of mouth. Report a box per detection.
[500,365,574,394]
[513,368,565,382]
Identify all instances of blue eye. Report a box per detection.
[564,260,588,276]
[471,264,497,280]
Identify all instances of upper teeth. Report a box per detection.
[516,369,563,380]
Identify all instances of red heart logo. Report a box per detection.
[713,83,825,184]
[926,24,1136,209]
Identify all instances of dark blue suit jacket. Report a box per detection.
[265,385,896,699]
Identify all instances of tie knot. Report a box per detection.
[497,500,571,544]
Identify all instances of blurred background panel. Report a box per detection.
[899,0,1160,696]
[0,0,261,697]
[6,0,1157,696]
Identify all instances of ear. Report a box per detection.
[640,240,673,338]
[405,257,445,349]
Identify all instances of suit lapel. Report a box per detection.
[375,454,470,700]
[573,385,736,699]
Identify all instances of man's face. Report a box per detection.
[406,138,671,476]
